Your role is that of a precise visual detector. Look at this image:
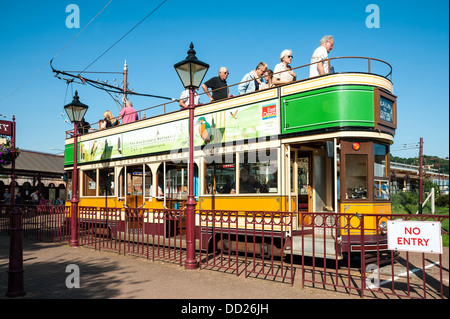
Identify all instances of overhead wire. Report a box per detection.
[80,0,168,73]
[0,0,113,105]
[51,0,173,102]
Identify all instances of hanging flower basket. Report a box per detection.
[0,140,20,169]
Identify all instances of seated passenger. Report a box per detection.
[273,50,296,85]
[237,62,268,95]
[78,117,91,134]
[239,168,255,193]
[260,69,274,89]
[219,175,233,194]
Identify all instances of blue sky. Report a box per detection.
[0,0,448,159]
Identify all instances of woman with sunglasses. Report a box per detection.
[272,49,296,86]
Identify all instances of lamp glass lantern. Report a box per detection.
[174,43,209,88]
[64,90,89,123]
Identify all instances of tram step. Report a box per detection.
[287,234,342,260]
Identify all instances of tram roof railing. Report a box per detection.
[66,56,393,139]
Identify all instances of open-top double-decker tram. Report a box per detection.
[64,57,397,260]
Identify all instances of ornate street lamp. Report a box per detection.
[64,91,89,123]
[174,43,210,90]
[174,43,209,269]
[64,91,89,247]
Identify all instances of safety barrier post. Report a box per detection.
[6,206,25,298]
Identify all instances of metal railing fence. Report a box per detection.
[1,204,447,299]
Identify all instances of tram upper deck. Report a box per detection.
[63,56,396,216]
[64,56,396,166]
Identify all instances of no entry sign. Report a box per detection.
[387,220,442,254]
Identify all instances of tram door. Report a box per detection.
[120,165,152,233]
[298,148,333,213]
[126,165,143,208]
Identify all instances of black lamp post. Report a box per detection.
[174,43,209,269]
[64,91,89,247]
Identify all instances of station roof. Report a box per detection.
[0,150,64,178]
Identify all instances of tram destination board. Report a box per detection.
[374,87,397,134]
[379,96,393,123]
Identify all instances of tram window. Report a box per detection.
[144,168,152,197]
[127,170,143,196]
[66,171,73,200]
[345,154,367,199]
[374,144,390,200]
[83,170,97,196]
[239,149,278,194]
[119,165,152,199]
[298,157,309,195]
[205,154,236,194]
[374,180,390,199]
[374,144,388,177]
[166,164,188,199]
[99,168,114,196]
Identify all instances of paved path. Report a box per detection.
[0,234,360,301]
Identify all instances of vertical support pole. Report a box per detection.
[6,207,25,297]
[10,116,16,206]
[418,138,423,214]
[123,60,128,107]
[70,123,79,247]
[185,86,198,269]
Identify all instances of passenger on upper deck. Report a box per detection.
[237,62,268,95]
[78,117,91,134]
[309,35,334,77]
[260,69,274,89]
[201,67,230,102]
[179,88,201,108]
[119,100,139,124]
[100,110,118,129]
[273,50,296,86]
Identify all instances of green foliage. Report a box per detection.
[392,191,449,247]
[423,180,440,196]
[436,194,449,208]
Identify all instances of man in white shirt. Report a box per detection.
[179,88,201,108]
[309,35,334,77]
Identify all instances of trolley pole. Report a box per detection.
[418,137,424,214]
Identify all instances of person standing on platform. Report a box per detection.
[119,101,139,124]
[309,35,334,77]
[202,67,230,102]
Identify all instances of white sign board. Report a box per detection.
[387,220,442,254]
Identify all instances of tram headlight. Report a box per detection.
[379,221,387,235]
